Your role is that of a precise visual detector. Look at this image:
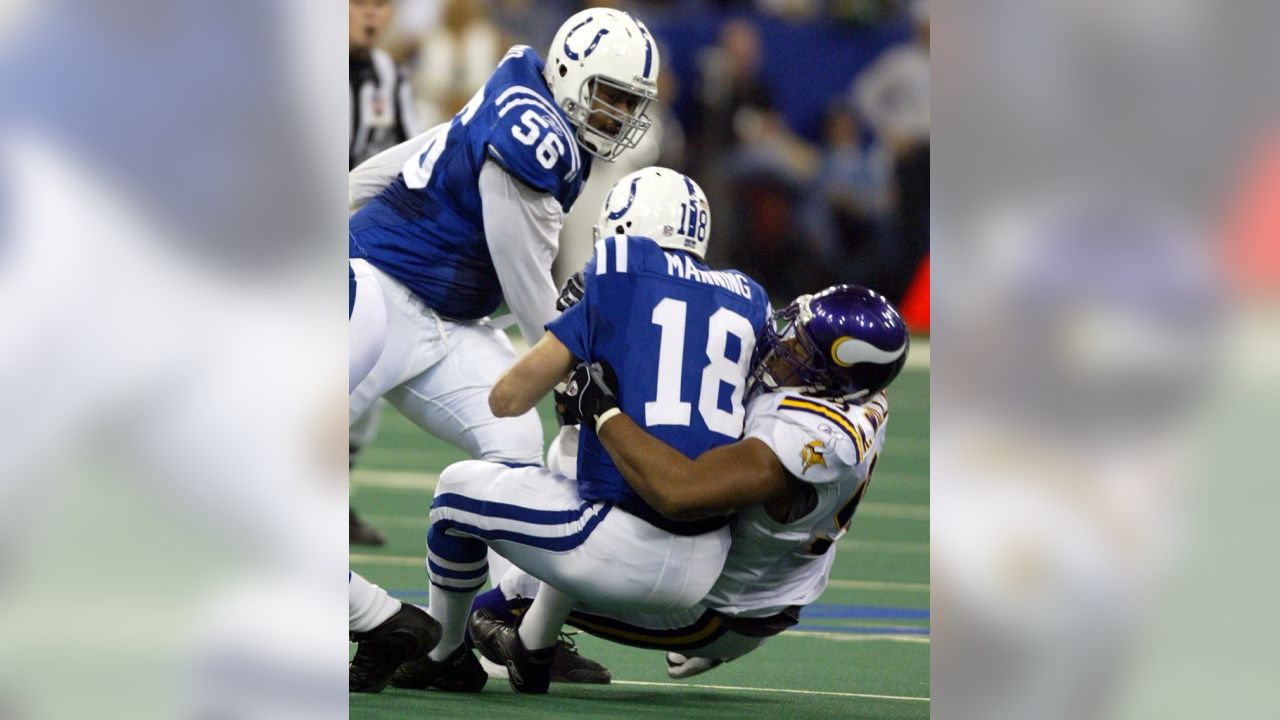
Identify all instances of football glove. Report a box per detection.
[555,270,586,312]
[554,360,619,430]
[552,376,579,428]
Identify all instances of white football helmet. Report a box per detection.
[594,167,710,261]
[544,8,659,162]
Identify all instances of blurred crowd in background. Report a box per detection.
[350,0,930,326]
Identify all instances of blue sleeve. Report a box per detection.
[484,105,572,198]
[546,252,596,362]
[546,236,637,363]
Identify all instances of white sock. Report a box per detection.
[486,549,514,589]
[517,582,574,651]
[426,582,478,661]
[349,571,401,633]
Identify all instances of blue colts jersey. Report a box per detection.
[547,235,770,534]
[349,46,591,320]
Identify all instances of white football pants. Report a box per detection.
[348,260,386,393]
[347,259,541,464]
[428,459,731,613]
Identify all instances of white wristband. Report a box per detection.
[595,407,622,433]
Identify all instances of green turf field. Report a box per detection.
[351,357,929,719]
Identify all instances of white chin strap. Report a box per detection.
[577,128,620,160]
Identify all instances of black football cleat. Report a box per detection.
[350,509,386,546]
[476,630,612,684]
[468,609,555,694]
[349,603,441,693]
[388,642,488,693]
[550,632,611,684]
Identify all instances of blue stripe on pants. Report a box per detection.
[431,504,611,554]
[432,492,594,526]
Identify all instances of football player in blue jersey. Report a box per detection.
[388,167,771,695]
[348,8,662,693]
[472,285,909,681]
[348,5,660,467]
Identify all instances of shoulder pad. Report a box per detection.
[746,393,868,484]
[487,85,581,194]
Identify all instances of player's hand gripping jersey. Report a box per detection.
[349,46,588,322]
[547,234,770,534]
[704,391,890,617]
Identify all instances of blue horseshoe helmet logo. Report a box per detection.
[564,16,610,61]
[607,177,641,221]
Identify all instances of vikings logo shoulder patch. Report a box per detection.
[800,439,828,474]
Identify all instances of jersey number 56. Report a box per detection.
[510,109,565,170]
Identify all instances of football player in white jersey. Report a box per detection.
[469,284,909,678]
[348,8,661,694]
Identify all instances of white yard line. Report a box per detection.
[904,338,929,369]
[351,470,438,490]
[360,514,430,528]
[842,540,929,554]
[782,630,930,644]
[610,679,929,703]
[349,553,422,567]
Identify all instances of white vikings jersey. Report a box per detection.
[702,391,889,617]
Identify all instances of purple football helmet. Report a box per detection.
[752,285,909,400]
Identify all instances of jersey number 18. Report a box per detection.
[645,298,756,438]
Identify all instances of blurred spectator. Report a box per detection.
[754,0,822,23]
[820,104,892,219]
[652,59,689,174]
[489,0,577,50]
[350,0,422,169]
[809,102,893,278]
[690,18,775,177]
[737,109,821,180]
[722,173,830,303]
[853,0,929,301]
[411,0,505,127]
[830,0,902,29]
[380,0,445,63]
[721,112,830,303]
[854,1,929,155]
[690,17,775,273]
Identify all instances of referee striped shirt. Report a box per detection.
[350,48,420,169]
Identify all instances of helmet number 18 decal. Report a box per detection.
[677,203,708,243]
